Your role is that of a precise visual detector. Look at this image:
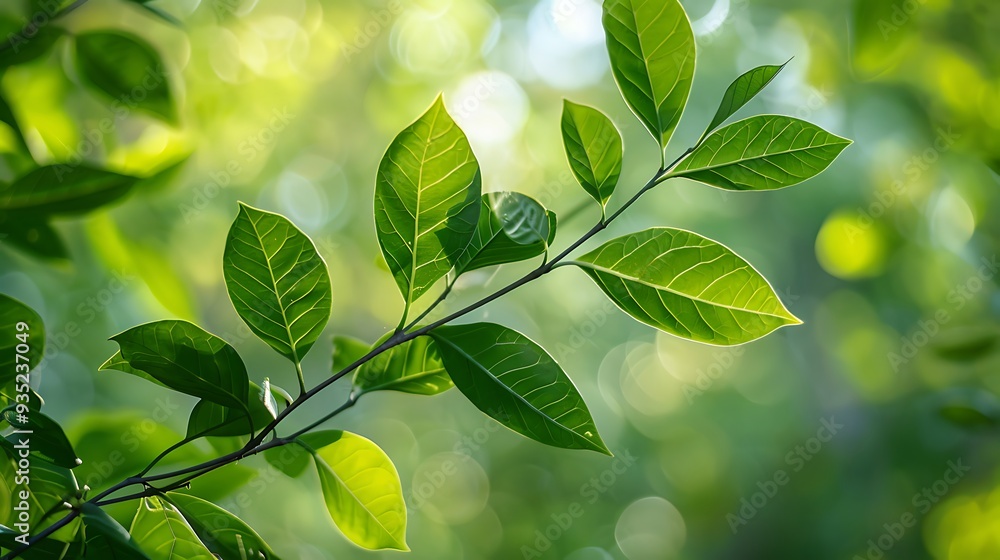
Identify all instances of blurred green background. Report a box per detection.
[2,0,1000,558]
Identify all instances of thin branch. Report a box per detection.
[4,147,696,560]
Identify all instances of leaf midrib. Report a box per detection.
[574,260,795,322]
[315,453,403,547]
[672,138,850,176]
[245,211,302,365]
[433,336,599,451]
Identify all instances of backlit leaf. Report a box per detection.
[130,497,214,560]
[223,203,332,364]
[302,430,408,551]
[353,335,451,396]
[561,100,622,209]
[668,115,852,191]
[701,62,787,139]
[1,448,81,541]
[0,523,83,559]
[573,228,800,345]
[602,0,695,151]
[332,335,371,373]
[430,322,610,454]
[374,96,481,310]
[166,492,282,560]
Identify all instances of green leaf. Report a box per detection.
[0,166,139,215]
[332,335,371,373]
[668,115,852,191]
[374,95,481,311]
[0,382,42,413]
[223,203,332,364]
[165,492,282,560]
[354,334,451,396]
[0,25,63,70]
[2,410,81,469]
[429,322,610,454]
[110,320,250,411]
[701,62,787,140]
[99,351,169,389]
[129,497,214,560]
[561,100,623,210]
[74,31,176,123]
[0,293,45,386]
[573,228,800,345]
[124,0,184,26]
[1,449,81,541]
[0,523,83,559]
[602,0,695,152]
[185,382,276,438]
[302,430,408,551]
[455,192,554,276]
[0,218,68,261]
[263,440,312,479]
[80,503,149,560]
[0,91,29,154]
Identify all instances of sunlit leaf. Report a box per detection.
[374,95,481,310]
[130,497,214,560]
[701,62,787,140]
[561,100,622,209]
[110,320,250,410]
[74,31,176,123]
[354,335,452,396]
[166,492,282,560]
[0,293,45,386]
[0,166,139,215]
[573,228,800,345]
[0,382,42,413]
[602,0,694,151]
[455,192,554,276]
[301,430,408,551]
[669,115,852,191]
[430,322,610,454]
[2,410,80,469]
[223,203,332,364]
[80,503,149,559]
